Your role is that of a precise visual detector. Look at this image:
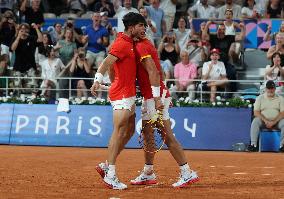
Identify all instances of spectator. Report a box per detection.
[191,21,210,46]
[247,80,284,152]
[62,17,83,48]
[265,0,284,19]
[158,30,180,78]
[55,27,77,98]
[100,11,115,40]
[69,47,91,98]
[267,32,284,66]
[139,6,157,44]
[20,0,44,37]
[0,10,16,58]
[67,0,87,16]
[254,0,269,16]
[159,0,177,31]
[201,48,228,102]
[241,0,261,19]
[56,28,77,65]
[35,32,53,67]
[82,12,109,69]
[138,0,166,47]
[187,0,216,19]
[186,34,208,68]
[49,23,63,44]
[171,50,197,100]
[202,21,245,65]
[0,0,17,13]
[217,0,242,19]
[173,16,192,51]
[113,0,138,33]
[0,54,8,96]
[93,0,115,17]
[263,52,284,96]
[10,23,43,94]
[202,21,245,96]
[264,21,284,42]
[40,46,65,100]
[206,0,243,7]
[221,9,243,64]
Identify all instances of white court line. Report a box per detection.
[233,172,247,175]
[210,166,216,168]
[225,166,236,168]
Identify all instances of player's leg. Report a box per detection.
[162,98,199,188]
[96,97,136,190]
[107,108,132,165]
[131,99,157,185]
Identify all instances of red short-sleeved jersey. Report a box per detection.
[135,38,170,99]
[108,33,136,101]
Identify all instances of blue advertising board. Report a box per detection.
[0,104,14,144]
[9,104,252,150]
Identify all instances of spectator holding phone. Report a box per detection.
[186,34,208,69]
[10,23,43,94]
[158,31,180,66]
[70,47,92,98]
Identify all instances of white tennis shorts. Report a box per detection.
[110,96,136,113]
[141,97,171,120]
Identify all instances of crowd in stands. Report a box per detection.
[0,0,284,102]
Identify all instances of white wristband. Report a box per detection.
[94,73,103,84]
[151,86,160,97]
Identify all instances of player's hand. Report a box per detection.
[154,97,164,112]
[90,81,100,96]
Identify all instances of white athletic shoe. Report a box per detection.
[95,162,108,179]
[172,171,199,188]
[103,175,127,190]
[130,172,157,185]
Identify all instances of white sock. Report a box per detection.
[180,163,190,175]
[107,164,116,178]
[144,164,154,175]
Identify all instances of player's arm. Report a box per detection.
[141,56,163,111]
[141,56,160,87]
[91,54,118,96]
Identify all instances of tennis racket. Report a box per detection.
[138,90,167,154]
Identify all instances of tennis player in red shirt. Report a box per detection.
[130,37,199,188]
[91,12,147,190]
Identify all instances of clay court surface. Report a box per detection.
[0,146,284,199]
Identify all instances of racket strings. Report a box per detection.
[139,119,165,153]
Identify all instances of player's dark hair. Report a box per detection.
[122,12,146,31]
